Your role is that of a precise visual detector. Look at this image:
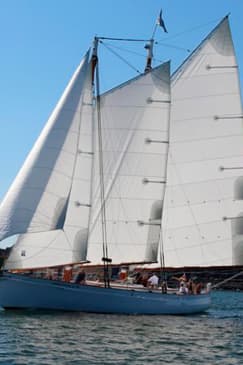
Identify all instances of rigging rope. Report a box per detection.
[156,17,221,44]
[155,42,190,53]
[105,42,164,65]
[211,270,243,289]
[104,43,146,60]
[100,40,142,75]
[95,51,110,288]
[98,36,149,42]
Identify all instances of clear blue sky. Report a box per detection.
[0,0,242,205]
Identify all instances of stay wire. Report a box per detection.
[156,17,221,44]
[99,40,142,75]
[212,270,243,289]
[95,56,110,288]
[155,41,190,53]
[104,42,146,59]
[103,42,164,65]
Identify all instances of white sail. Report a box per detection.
[87,62,171,265]
[162,16,243,267]
[3,51,94,269]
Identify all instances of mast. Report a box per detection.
[86,19,171,268]
[144,10,169,286]
[144,8,167,73]
[158,124,170,293]
[92,37,111,287]
[144,39,154,73]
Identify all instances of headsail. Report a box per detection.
[2,51,94,269]
[162,16,243,266]
[87,61,171,265]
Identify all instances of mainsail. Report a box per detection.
[162,16,243,267]
[87,62,171,265]
[2,51,94,269]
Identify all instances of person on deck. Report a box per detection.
[63,266,73,282]
[186,278,194,294]
[172,273,187,283]
[134,272,143,284]
[75,269,86,285]
[147,273,159,289]
[178,281,188,294]
[141,272,149,287]
[194,282,202,295]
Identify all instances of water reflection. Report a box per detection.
[0,291,242,365]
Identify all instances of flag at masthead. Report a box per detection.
[157,9,168,33]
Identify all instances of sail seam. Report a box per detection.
[167,175,243,186]
[173,115,242,122]
[170,134,243,144]
[22,166,73,178]
[100,127,168,132]
[99,151,167,156]
[169,153,243,164]
[175,70,238,82]
[166,237,232,251]
[100,105,168,109]
[173,91,239,102]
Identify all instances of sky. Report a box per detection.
[0,0,242,247]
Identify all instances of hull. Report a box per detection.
[0,273,211,315]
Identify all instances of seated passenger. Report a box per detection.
[178,281,188,294]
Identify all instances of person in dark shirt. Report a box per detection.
[75,269,86,285]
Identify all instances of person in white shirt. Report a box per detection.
[147,273,159,289]
[178,281,188,294]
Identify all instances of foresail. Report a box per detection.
[87,62,171,265]
[162,16,243,267]
[4,230,75,269]
[2,51,94,270]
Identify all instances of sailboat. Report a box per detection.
[0,14,240,314]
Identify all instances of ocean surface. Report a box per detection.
[0,290,242,365]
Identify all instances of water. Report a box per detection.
[0,291,242,365]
